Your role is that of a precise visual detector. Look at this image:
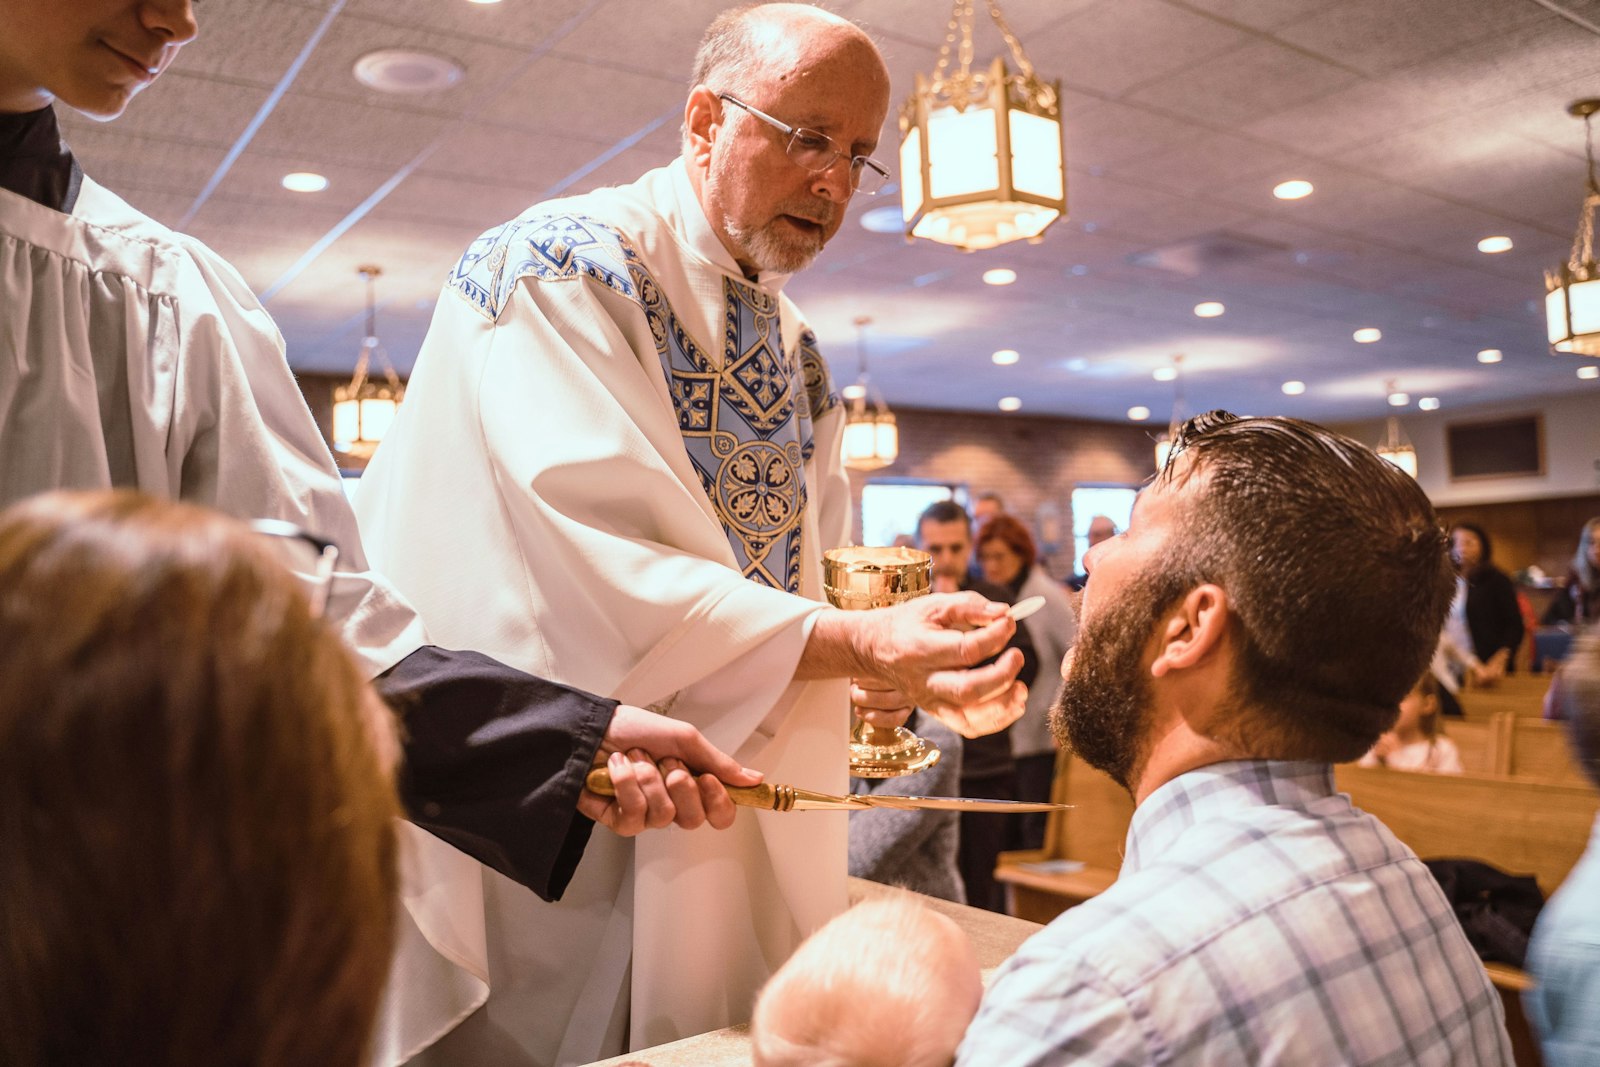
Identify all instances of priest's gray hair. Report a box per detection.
[680,3,864,153]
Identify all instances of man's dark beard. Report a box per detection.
[1049,566,1182,790]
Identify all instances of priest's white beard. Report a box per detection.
[707,161,833,275]
[725,212,823,275]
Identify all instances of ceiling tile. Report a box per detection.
[1271,0,1554,77]
[169,0,326,85]
[1027,0,1252,98]
[1125,38,1364,127]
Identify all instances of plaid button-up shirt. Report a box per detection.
[957,760,1513,1066]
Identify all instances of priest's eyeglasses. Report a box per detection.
[717,93,891,195]
[250,519,340,617]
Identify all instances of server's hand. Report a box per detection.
[577,706,762,835]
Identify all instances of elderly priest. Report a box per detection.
[355,4,1027,1065]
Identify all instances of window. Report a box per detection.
[860,481,964,547]
[1070,485,1138,575]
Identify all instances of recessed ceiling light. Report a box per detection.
[1580,366,1600,380]
[858,205,904,234]
[467,0,502,4]
[354,49,464,94]
[1153,366,1177,382]
[1273,179,1313,200]
[1419,397,1441,411]
[1353,327,1382,343]
[1388,390,1410,407]
[991,349,1019,365]
[281,171,328,193]
[841,383,866,400]
[1477,235,1513,254]
[1194,301,1225,318]
[998,396,1022,411]
[1477,348,1503,364]
[983,268,1017,286]
[1128,405,1151,421]
[1281,380,1306,395]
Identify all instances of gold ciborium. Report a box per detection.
[822,546,940,778]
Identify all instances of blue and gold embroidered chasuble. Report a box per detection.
[448,213,839,593]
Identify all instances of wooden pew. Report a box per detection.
[996,751,1129,925]
[1459,673,1555,720]
[1447,716,1499,775]
[1333,766,1598,1067]
[1503,719,1588,785]
[1330,765,1597,896]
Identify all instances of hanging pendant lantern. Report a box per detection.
[899,0,1067,252]
[841,316,899,472]
[1154,354,1185,471]
[1374,383,1418,478]
[332,265,405,459]
[1546,99,1600,358]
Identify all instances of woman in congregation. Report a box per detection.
[1358,671,1464,775]
[1544,516,1600,627]
[0,490,399,1065]
[1448,522,1526,682]
[974,514,1077,850]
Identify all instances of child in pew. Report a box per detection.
[750,896,983,1067]
[1359,671,1465,774]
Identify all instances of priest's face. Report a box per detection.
[699,34,890,276]
[0,0,196,118]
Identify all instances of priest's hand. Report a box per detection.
[802,592,1028,736]
[577,705,763,836]
[850,677,914,730]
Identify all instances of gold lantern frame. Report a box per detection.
[840,315,899,472]
[898,0,1068,252]
[332,265,405,460]
[1545,98,1600,358]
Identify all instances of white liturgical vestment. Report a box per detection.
[2,152,621,1067]
[356,159,853,1065]
[0,176,426,677]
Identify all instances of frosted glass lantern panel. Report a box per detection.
[1009,110,1064,200]
[843,420,879,463]
[926,105,999,199]
[360,397,398,441]
[875,421,899,462]
[900,128,924,221]
[332,398,360,447]
[1570,277,1600,338]
[1548,286,1569,344]
[1378,447,1418,478]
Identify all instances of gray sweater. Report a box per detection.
[847,712,966,903]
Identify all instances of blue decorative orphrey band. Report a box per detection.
[446,212,840,593]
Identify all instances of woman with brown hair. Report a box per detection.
[974,513,1078,850]
[0,490,399,1066]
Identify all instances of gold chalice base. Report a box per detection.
[849,724,941,779]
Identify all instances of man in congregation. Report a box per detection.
[807,412,1513,1065]
[917,500,1037,911]
[1068,514,1117,591]
[355,4,1026,1064]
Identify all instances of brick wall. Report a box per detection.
[845,406,1158,579]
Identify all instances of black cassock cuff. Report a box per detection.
[375,646,615,902]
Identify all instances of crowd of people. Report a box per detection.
[2,1,1597,1066]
